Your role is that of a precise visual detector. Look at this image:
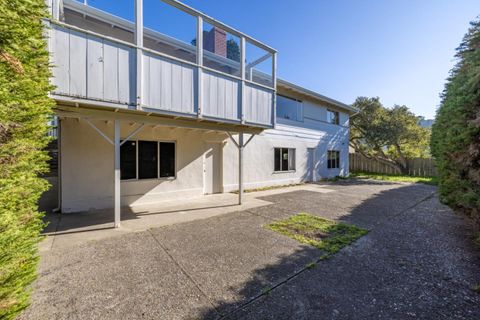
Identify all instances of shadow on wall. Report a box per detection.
[126,131,225,206]
[60,118,228,211]
[41,201,240,235]
[194,182,477,319]
[301,127,349,182]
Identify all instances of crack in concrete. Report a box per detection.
[218,190,438,319]
[243,206,292,221]
[146,229,222,317]
[370,191,436,230]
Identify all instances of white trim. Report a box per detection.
[196,15,203,117]
[278,79,356,114]
[135,0,143,108]
[226,132,239,148]
[120,123,145,146]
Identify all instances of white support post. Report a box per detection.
[135,0,143,109]
[240,37,246,123]
[114,120,121,228]
[197,16,203,117]
[272,51,277,128]
[238,133,244,205]
[83,118,145,228]
[57,118,62,212]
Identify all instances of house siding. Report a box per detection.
[59,93,350,212]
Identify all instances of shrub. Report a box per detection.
[431,20,480,228]
[0,0,54,318]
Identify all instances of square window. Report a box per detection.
[120,140,176,180]
[327,109,340,125]
[327,150,340,169]
[274,148,296,172]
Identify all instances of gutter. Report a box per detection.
[277,78,358,114]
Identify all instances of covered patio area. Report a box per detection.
[40,183,334,251]
[54,103,266,228]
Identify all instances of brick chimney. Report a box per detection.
[204,26,227,57]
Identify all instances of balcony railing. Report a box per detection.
[46,0,277,128]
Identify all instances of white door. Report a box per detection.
[204,143,222,194]
[307,148,316,182]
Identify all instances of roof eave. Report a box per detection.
[277,79,357,114]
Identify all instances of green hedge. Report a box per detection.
[0,0,54,318]
[431,20,480,228]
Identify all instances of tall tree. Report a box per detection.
[350,97,430,174]
[0,0,54,318]
[431,20,480,227]
[226,39,240,62]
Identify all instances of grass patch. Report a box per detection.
[266,213,368,258]
[231,183,304,194]
[350,172,438,185]
[473,284,480,294]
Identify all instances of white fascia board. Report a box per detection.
[277,79,357,114]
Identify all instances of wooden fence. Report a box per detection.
[349,153,437,177]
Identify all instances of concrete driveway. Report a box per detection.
[19,180,480,319]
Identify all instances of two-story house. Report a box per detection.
[45,0,356,227]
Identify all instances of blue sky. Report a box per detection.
[86,0,480,119]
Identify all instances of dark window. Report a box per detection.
[327,150,340,169]
[120,140,137,180]
[138,141,158,179]
[121,140,176,180]
[159,142,175,178]
[274,148,295,171]
[327,109,340,125]
[274,148,281,171]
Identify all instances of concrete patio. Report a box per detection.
[20,180,480,320]
[40,184,334,251]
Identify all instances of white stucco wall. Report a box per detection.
[59,96,350,212]
[60,119,225,212]
[223,98,350,191]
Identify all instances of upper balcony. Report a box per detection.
[46,0,277,129]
